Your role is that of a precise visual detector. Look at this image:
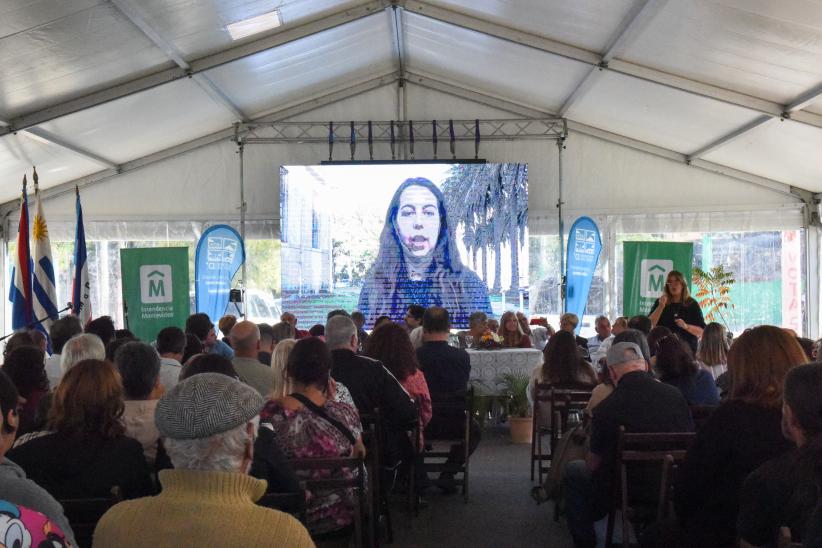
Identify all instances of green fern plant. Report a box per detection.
[498,372,531,418]
[692,265,736,329]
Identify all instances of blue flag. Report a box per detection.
[195,225,245,325]
[71,186,91,325]
[564,216,602,332]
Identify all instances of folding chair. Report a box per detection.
[360,409,393,546]
[256,491,307,524]
[289,456,367,548]
[59,486,122,548]
[606,427,696,548]
[531,383,593,486]
[422,387,474,503]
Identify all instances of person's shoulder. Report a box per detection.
[252,506,314,545]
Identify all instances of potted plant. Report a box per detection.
[499,372,532,444]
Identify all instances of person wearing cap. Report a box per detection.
[93,373,314,548]
[563,341,692,548]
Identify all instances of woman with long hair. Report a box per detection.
[271,338,355,409]
[498,311,532,349]
[654,335,719,405]
[528,330,596,428]
[7,359,153,499]
[365,322,432,447]
[357,177,491,328]
[648,270,706,353]
[1,346,49,435]
[674,325,808,547]
[697,322,730,380]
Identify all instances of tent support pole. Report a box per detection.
[557,137,566,312]
[238,139,247,317]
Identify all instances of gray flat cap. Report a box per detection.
[606,342,645,367]
[155,372,264,440]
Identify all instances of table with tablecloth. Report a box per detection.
[467,348,543,395]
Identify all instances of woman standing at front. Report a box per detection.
[648,270,705,353]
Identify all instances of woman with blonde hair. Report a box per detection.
[696,322,730,380]
[270,338,297,399]
[648,270,706,353]
[674,325,809,546]
[498,311,532,349]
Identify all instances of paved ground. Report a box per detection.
[391,426,575,548]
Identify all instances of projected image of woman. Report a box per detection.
[358,177,492,328]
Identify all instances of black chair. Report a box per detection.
[256,491,307,524]
[689,405,717,431]
[59,486,122,548]
[531,383,594,486]
[289,456,367,548]
[360,409,393,546]
[422,387,474,503]
[605,427,696,547]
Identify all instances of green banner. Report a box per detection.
[623,241,694,317]
[121,247,190,342]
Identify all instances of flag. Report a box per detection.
[71,185,91,325]
[10,175,33,330]
[32,168,58,337]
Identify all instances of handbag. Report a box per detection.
[532,416,591,503]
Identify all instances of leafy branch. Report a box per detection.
[692,265,736,329]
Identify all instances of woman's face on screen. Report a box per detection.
[396,185,441,257]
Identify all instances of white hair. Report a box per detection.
[60,333,105,373]
[325,316,356,349]
[164,417,259,472]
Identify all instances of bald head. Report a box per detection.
[230,321,260,358]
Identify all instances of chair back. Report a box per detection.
[548,384,594,454]
[426,388,473,442]
[59,486,122,548]
[289,456,367,548]
[689,405,717,431]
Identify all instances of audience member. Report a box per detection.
[796,337,815,361]
[559,313,590,357]
[268,338,296,400]
[271,322,296,346]
[654,335,719,405]
[529,317,552,351]
[373,315,393,331]
[105,335,137,362]
[1,347,48,436]
[262,338,364,538]
[114,342,163,465]
[528,331,596,429]
[185,313,234,359]
[326,309,351,321]
[404,304,425,333]
[586,328,652,411]
[85,315,116,347]
[281,312,309,339]
[45,316,83,387]
[0,370,76,546]
[93,373,313,547]
[180,354,239,381]
[498,311,532,349]
[366,323,433,448]
[627,314,652,335]
[675,325,808,547]
[416,306,480,493]
[28,329,47,354]
[590,316,628,365]
[218,314,237,346]
[738,362,822,547]
[231,321,275,397]
[8,359,153,499]
[517,311,532,336]
[308,324,325,338]
[351,311,369,349]
[586,316,611,358]
[156,326,186,392]
[563,342,691,547]
[696,322,729,382]
[327,315,416,465]
[181,333,203,364]
[646,325,673,361]
[408,325,424,349]
[257,323,275,364]
[3,331,36,360]
[60,333,105,373]
[459,311,487,349]
[115,328,135,340]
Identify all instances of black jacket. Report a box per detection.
[330,349,417,429]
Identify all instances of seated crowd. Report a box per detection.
[1,299,821,548]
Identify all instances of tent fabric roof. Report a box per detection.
[1,0,822,205]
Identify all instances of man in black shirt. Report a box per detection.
[326,315,417,465]
[563,342,692,548]
[416,307,480,492]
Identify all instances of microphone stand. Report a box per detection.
[0,302,73,342]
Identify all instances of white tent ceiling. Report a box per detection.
[1,0,822,206]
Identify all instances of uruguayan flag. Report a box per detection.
[32,172,58,335]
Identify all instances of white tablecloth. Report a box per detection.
[467,348,543,395]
